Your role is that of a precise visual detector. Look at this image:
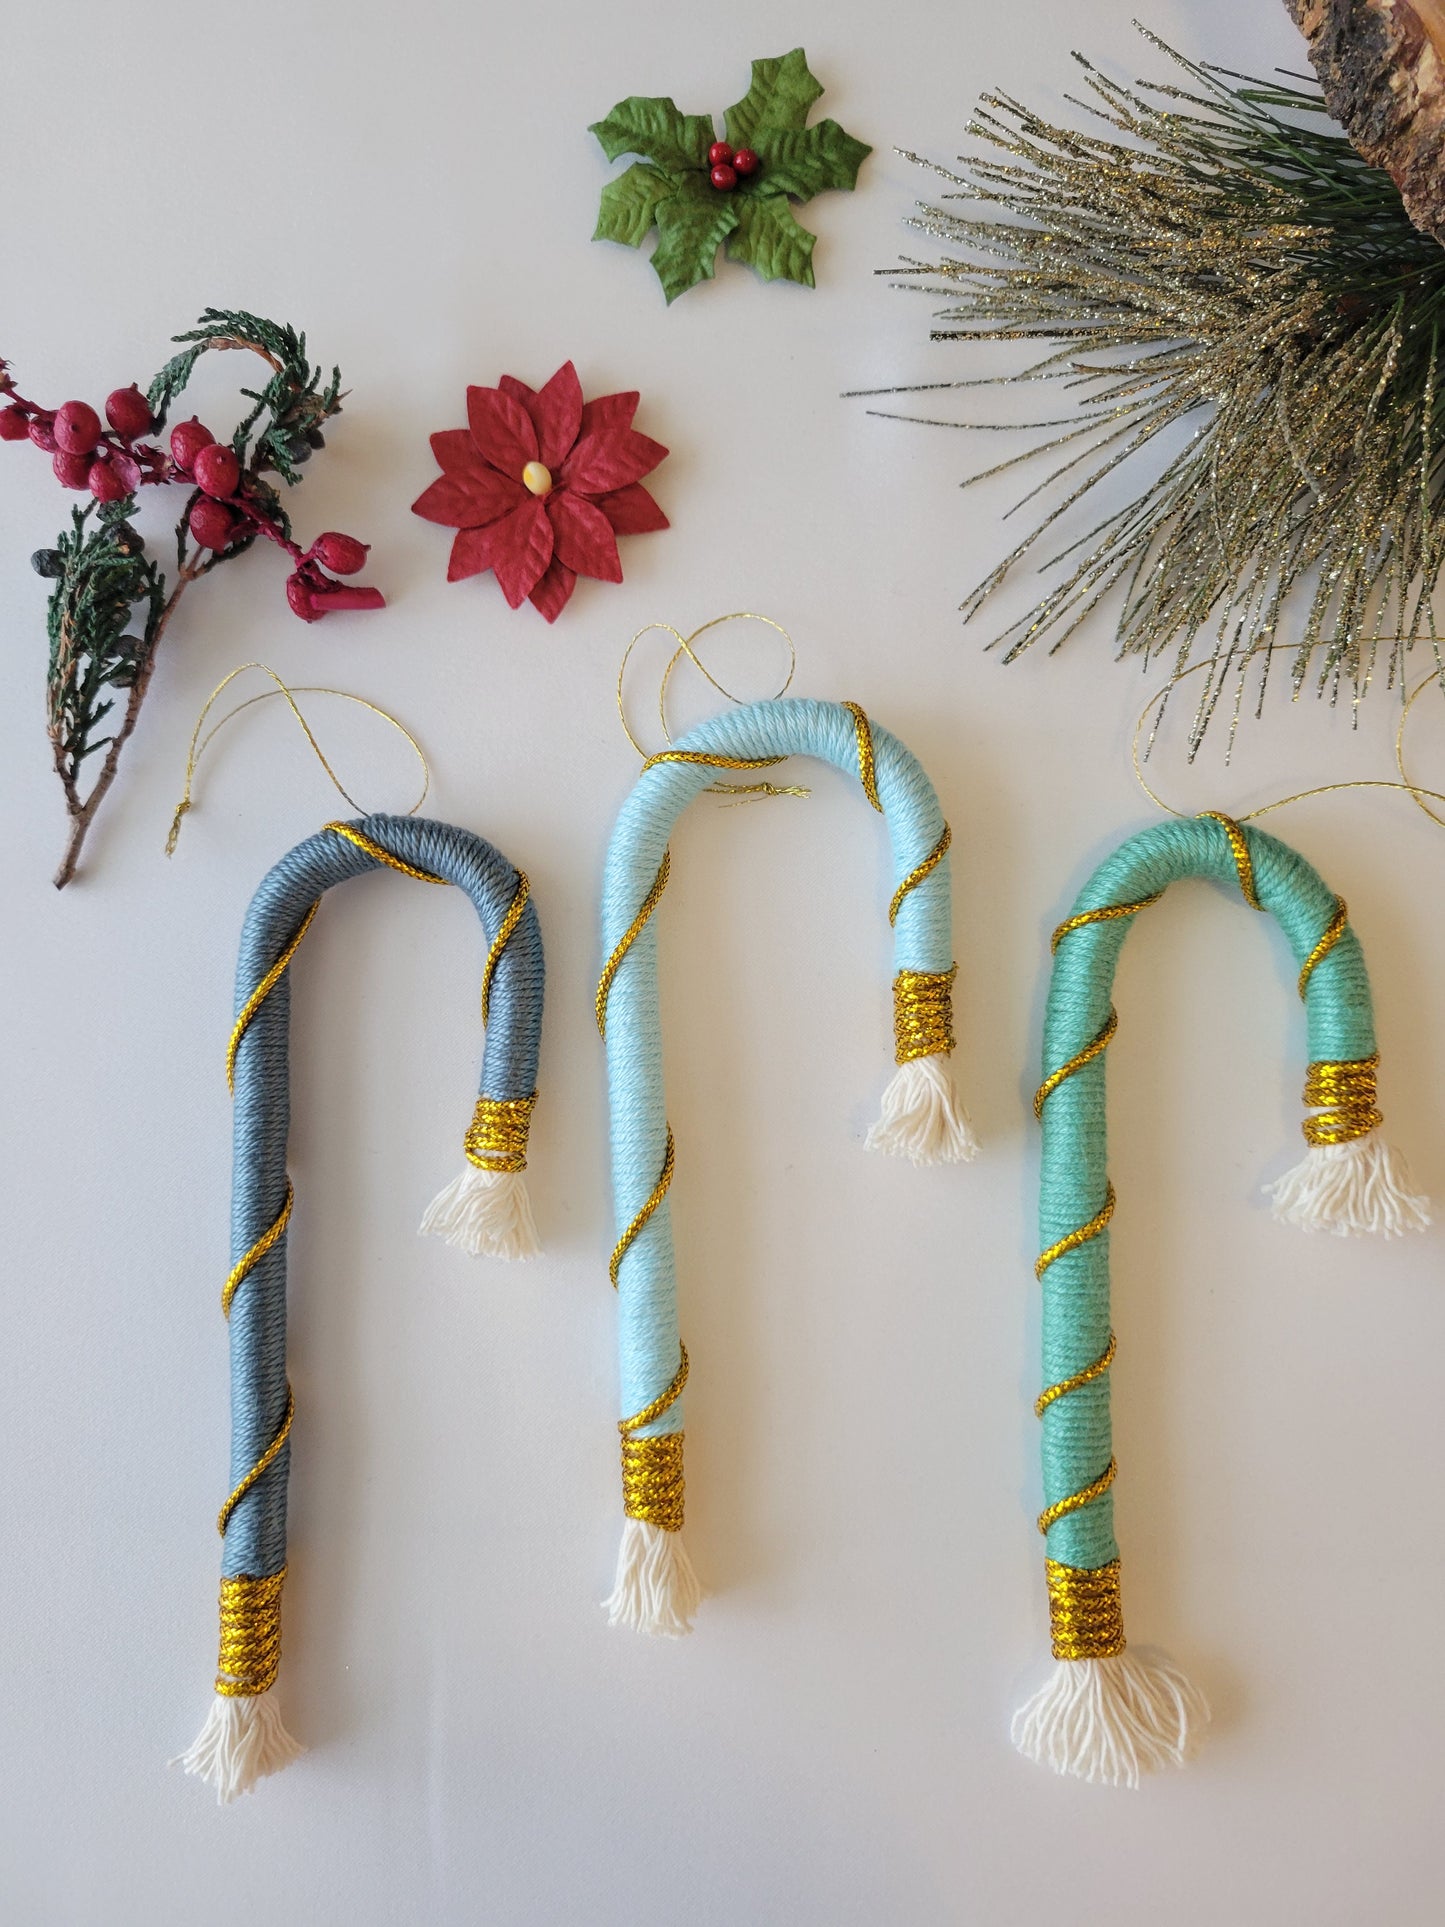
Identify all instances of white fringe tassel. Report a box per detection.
[603,1518,702,1637]
[172,1692,304,1804]
[1012,1651,1210,1788]
[1265,1129,1431,1239]
[419,1166,540,1259]
[866,1056,979,1166]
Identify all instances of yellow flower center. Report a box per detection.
[521,460,553,497]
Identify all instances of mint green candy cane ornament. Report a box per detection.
[1015,813,1429,1788]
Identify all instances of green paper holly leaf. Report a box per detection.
[588,47,870,301]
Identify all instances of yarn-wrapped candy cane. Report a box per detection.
[597,697,974,1636]
[1016,813,1428,1788]
[176,815,544,1802]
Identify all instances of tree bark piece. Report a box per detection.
[1287,0,1445,244]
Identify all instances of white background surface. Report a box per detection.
[1,2,1440,1921]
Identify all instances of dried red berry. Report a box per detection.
[733,148,759,177]
[105,385,153,439]
[88,460,129,503]
[53,449,93,489]
[53,401,102,456]
[708,140,734,166]
[189,498,236,549]
[28,418,58,453]
[710,162,738,191]
[0,405,30,441]
[309,531,369,574]
[169,416,215,471]
[285,574,320,621]
[192,442,241,498]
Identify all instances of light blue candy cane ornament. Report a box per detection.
[1016,814,1428,1787]
[597,697,975,1634]
[176,815,544,1801]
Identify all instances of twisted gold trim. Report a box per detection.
[218,1384,295,1536]
[223,1181,294,1317]
[893,966,956,1063]
[843,700,883,812]
[1034,1008,1118,1119]
[620,1343,690,1436]
[464,1093,536,1173]
[620,1431,686,1531]
[1038,1456,1116,1535]
[597,850,671,1038]
[1050,891,1164,951]
[1036,1184,1116,1279]
[480,869,530,1027]
[214,1569,287,1697]
[889,823,952,926]
[1298,896,1348,1001]
[641,749,789,775]
[1045,1558,1126,1661]
[227,903,319,1092]
[1198,810,1263,911]
[323,819,447,884]
[1302,1055,1383,1147]
[1036,1331,1117,1418]
[610,1128,675,1288]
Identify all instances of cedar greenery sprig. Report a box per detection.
[1,308,383,886]
[863,33,1445,753]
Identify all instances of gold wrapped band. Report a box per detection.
[1036,1331,1116,1418]
[619,1346,689,1531]
[1297,896,1348,1001]
[610,1128,675,1288]
[1051,892,1163,951]
[1045,1558,1126,1661]
[1302,1055,1383,1147]
[597,851,671,1038]
[893,967,956,1063]
[1034,1008,1117,1119]
[1198,810,1263,911]
[1038,1456,1117,1535]
[843,701,883,812]
[223,1181,294,1317]
[480,870,530,1028]
[227,903,319,1091]
[464,1094,536,1173]
[215,1569,287,1697]
[889,823,952,927]
[323,819,447,885]
[218,1385,295,1536]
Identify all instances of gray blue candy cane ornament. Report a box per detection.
[597,698,975,1634]
[176,816,544,1801]
[1017,813,1428,1788]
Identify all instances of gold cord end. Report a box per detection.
[892,967,957,1063]
[464,1094,536,1173]
[1045,1558,1126,1662]
[215,1569,286,1697]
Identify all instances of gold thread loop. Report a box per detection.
[323,819,446,884]
[842,701,883,812]
[227,903,319,1092]
[223,1181,294,1317]
[1038,1456,1117,1535]
[1036,1183,1116,1279]
[620,1431,686,1531]
[1036,1331,1117,1418]
[1045,1558,1126,1661]
[1051,892,1164,951]
[893,967,957,1063]
[464,1094,536,1172]
[214,1569,288,1697]
[480,870,530,1027]
[217,1384,295,1537]
[889,822,951,926]
[1034,1008,1118,1119]
[1198,810,1263,910]
[610,1128,676,1288]
[1302,1056,1383,1146]
[1297,897,1348,1001]
[597,850,671,1037]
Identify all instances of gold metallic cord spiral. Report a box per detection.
[1050,891,1164,951]
[1198,810,1263,911]
[322,819,447,885]
[1035,1184,1116,1279]
[1297,896,1348,1001]
[214,1569,288,1697]
[217,1385,295,1537]
[1045,1557,1126,1662]
[889,823,952,927]
[1302,1055,1383,1146]
[464,1093,536,1172]
[1038,1456,1117,1536]
[480,869,530,1027]
[227,903,318,1091]
[1034,1008,1118,1119]
[843,700,883,811]
[892,967,956,1062]
[1035,1331,1116,1418]
[610,1128,676,1288]
[597,850,671,1038]
[222,1181,294,1317]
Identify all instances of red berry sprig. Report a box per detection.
[706,140,759,191]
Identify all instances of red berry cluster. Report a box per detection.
[707,139,759,192]
[0,361,382,622]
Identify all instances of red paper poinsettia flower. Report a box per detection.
[412,360,668,621]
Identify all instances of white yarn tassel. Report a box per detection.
[172,1692,304,1804]
[419,1166,540,1259]
[603,1518,702,1637]
[1012,1651,1209,1787]
[867,1055,979,1165]
[1265,1129,1431,1238]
